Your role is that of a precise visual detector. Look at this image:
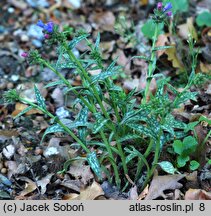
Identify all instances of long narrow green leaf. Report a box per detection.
[34,85,46,110]
[95,32,101,49]
[125,146,150,172]
[59,157,86,173]
[161,124,174,136]
[117,134,141,143]
[92,113,108,134]
[93,119,108,134]
[56,62,76,69]
[64,86,88,95]
[153,45,174,51]
[86,141,120,155]
[165,114,187,129]
[175,91,198,106]
[14,106,33,119]
[77,107,89,143]
[91,71,118,84]
[106,58,118,72]
[41,124,66,143]
[44,80,64,88]
[131,55,151,61]
[121,109,150,125]
[87,152,102,179]
[147,116,160,132]
[69,34,90,49]
[127,123,155,139]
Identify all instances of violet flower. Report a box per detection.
[44,22,54,33]
[163,2,172,12]
[157,2,162,10]
[166,11,172,17]
[37,20,54,33]
[21,52,28,58]
[44,34,50,39]
[37,20,45,28]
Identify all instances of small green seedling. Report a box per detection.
[173,136,199,170]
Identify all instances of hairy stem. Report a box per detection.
[40,59,95,113]
[142,24,159,104]
[19,97,90,153]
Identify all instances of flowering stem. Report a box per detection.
[62,42,110,120]
[142,23,159,104]
[63,42,128,179]
[19,97,90,153]
[40,59,95,113]
[142,131,162,190]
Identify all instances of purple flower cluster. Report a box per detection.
[21,20,55,58]
[21,52,28,58]
[157,2,172,17]
[37,20,54,33]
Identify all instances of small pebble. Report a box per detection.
[67,0,81,9]
[4,161,8,168]
[0,82,7,90]
[0,35,5,41]
[56,107,70,119]
[35,148,43,155]
[3,144,15,160]
[11,75,19,82]
[0,163,3,170]
[7,82,14,89]
[21,34,29,42]
[0,25,7,34]
[8,7,14,13]
[26,0,49,8]
[32,39,42,48]
[1,168,7,174]
[72,48,80,58]
[27,24,44,40]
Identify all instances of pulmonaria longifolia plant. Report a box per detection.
[4,2,202,190]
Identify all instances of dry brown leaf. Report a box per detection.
[185,189,211,200]
[123,78,140,91]
[66,181,104,200]
[12,102,42,117]
[37,173,54,194]
[165,47,184,69]
[186,171,198,182]
[139,0,148,5]
[95,195,107,200]
[156,34,169,57]
[89,11,115,32]
[51,88,64,107]
[200,61,211,74]
[138,184,149,200]
[19,178,37,197]
[18,83,47,102]
[177,17,198,40]
[112,49,130,74]
[145,172,186,200]
[67,160,94,185]
[0,130,19,141]
[128,186,138,200]
[60,179,81,193]
[185,171,199,189]
[7,160,18,179]
[100,41,115,53]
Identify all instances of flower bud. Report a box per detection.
[163,2,172,12]
[166,11,172,17]
[44,34,50,39]
[157,2,162,10]
[21,52,28,58]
